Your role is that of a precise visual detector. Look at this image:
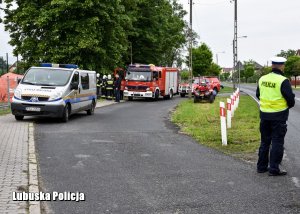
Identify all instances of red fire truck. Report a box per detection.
[123,64,179,101]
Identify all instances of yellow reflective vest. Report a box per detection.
[258,72,288,113]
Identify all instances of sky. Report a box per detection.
[1,0,300,68]
[178,0,300,67]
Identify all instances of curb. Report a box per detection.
[28,123,41,214]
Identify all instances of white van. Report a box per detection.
[11,63,97,122]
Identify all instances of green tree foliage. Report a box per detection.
[0,57,7,75]
[180,69,189,82]
[3,0,187,72]
[220,72,230,81]
[190,43,213,76]
[4,0,129,72]
[207,62,221,76]
[242,61,255,83]
[128,0,187,66]
[285,56,300,88]
[277,49,297,59]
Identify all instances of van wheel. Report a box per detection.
[61,104,70,122]
[15,115,24,121]
[87,100,96,115]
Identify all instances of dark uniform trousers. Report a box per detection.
[257,119,287,173]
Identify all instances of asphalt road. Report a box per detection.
[240,83,300,189]
[34,97,300,213]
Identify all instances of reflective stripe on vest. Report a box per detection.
[258,72,288,113]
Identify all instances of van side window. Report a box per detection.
[71,72,79,84]
[81,73,89,90]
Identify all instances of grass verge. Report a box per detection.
[171,95,260,162]
[219,86,234,94]
[0,107,11,116]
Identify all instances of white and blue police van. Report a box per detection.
[11,63,97,122]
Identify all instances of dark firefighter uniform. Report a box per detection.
[106,75,114,99]
[96,75,102,98]
[101,76,107,98]
[256,57,295,176]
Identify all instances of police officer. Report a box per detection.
[106,74,114,100]
[101,75,107,99]
[256,56,295,176]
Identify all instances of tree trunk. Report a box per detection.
[294,75,297,88]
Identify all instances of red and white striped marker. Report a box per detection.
[227,98,232,128]
[220,102,227,146]
[230,95,235,117]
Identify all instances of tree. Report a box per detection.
[4,0,187,72]
[180,69,189,82]
[277,49,297,59]
[190,43,213,76]
[128,0,187,66]
[220,72,230,81]
[207,62,221,76]
[285,56,300,88]
[4,0,130,72]
[242,61,255,83]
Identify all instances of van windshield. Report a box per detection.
[22,68,73,86]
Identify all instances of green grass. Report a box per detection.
[171,95,260,162]
[0,107,11,116]
[219,86,234,94]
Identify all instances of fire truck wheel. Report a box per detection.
[169,89,173,99]
[154,90,159,101]
[128,96,133,101]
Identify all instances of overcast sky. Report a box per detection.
[1,0,300,67]
[179,0,300,67]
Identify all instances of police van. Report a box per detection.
[11,63,97,122]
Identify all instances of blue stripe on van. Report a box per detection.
[64,95,96,104]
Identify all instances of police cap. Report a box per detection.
[271,56,287,65]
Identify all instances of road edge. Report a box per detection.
[28,123,41,214]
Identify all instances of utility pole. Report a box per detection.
[6,53,8,73]
[188,0,193,98]
[233,0,238,90]
[129,42,133,65]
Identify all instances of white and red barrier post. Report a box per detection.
[226,98,232,128]
[220,102,227,146]
[230,95,235,117]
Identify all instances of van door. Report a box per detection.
[79,72,91,109]
[70,71,80,112]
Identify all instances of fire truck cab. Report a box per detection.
[123,64,178,100]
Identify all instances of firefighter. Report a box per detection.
[96,73,101,98]
[106,74,114,100]
[114,74,121,102]
[256,56,295,176]
[101,75,107,98]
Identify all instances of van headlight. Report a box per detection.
[14,89,21,99]
[49,91,63,101]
